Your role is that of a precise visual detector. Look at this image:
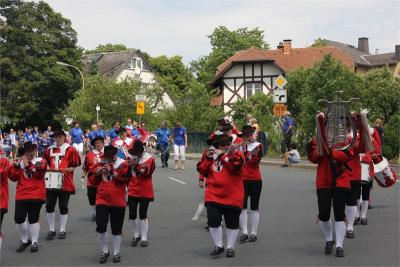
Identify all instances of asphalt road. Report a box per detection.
[0,159,399,266]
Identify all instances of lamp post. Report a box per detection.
[56,61,85,90]
[96,104,100,123]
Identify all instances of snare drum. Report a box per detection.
[45,171,64,190]
[373,157,398,188]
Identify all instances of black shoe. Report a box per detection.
[368,204,372,209]
[165,162,168,167]
[205,225,209,231]
[249,234,257,242]
[113,253,121,263]
[226,248,235,257]
[346,230,355,239]
[131,236,141,247]
[46,231,56,240]
[361,218,368,225]
[161,164,165,168]
[210,246,225,256]
[30,242,39,253]
[281,164,289,167]
[354,217,360,225]
[91,215,96,222]
[324,241,334,255]
[141,240,149,247]
[239,234,248,243]
[335,247,345,257]
[16,240,32,252]
[59,231,66,239]
[99,252,110,264]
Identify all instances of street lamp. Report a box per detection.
[56,61,85,90]
[96,104,100,123]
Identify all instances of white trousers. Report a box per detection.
[73,142,84,154]
[174,145,185,160]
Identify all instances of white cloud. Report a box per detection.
[37,0,400,63]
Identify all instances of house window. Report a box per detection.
[246,83,262,98]
[129,57,142,70]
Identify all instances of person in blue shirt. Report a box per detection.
[69,121,85,154]
[155,121,171,168]
[32,126,40,144]
[24,127,35,143]
[281,111,294,166]
[96,122,107,139]
[88,124,98,142]
[171,120,187,170]
[107,121,121,143]
[44,126,54,146]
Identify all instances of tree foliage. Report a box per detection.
[0,0,82,127]
[191,26,269,87]
[310,38,328,47]
[86,43,128,54]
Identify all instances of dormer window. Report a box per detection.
[129,57,142,70]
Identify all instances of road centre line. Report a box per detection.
[168,176,186,185]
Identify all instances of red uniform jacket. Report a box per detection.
[9,158,47,201]
[83,149,104,187]
[197,150,245,210]
[112,137,135,159]
[0,158,10,209]
[241,142,263,181]
[128,153,155,201]
[347,134,362,182]
[308,139,353,189]
[90,158,129,208]
[45,144,81,193]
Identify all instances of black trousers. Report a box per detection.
[46,190,71,214]
[14,201,44,224]
[361,182,372,201]
[243,180,262,210]
[87,187,97,206]
[128,198,150,220]
[158,144,170,164]
[206,202,241,229]
[346,182,361,206]
[96,205,125,235]
[317,188,348,222]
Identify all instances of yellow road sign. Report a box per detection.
[136,101,145,115]
[273,103,287,117]
[274,75,287,88]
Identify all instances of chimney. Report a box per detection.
[277,42,284,50]
[395,45,400,60]
[358,37,369,54]
[283,39,292,54]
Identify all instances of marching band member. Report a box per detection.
[238,125,263,243]
[112,127,135,160]
[44,130,81,240]
[9,142,47,253]
[0,148,10,250]
[307,113,353,257]
[197,134,245,258]
[127,140,155,248]
[89,145,129,264]
[82,136,105,221]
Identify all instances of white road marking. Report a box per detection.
[168,176,186,185]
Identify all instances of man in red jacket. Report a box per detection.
[307,137,353,257]
[90,145,129,264]
[82,136,105,221]
[44,130,81,240]
[238,125,263,243]
[127,139,155,248]
[9,142,47,253]
[0,148,10,250]
[197,134,244,258]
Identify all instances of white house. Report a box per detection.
[210,40,354,112]
[82,50,174,108]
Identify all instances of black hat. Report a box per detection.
[128,139,145,156]
[214,134,232,148]
[52,129,66,137]
[91,136,105,147]
[241,125,256,137]
[22,141,37,153]
[117,127,127,134]
[101,145,118,160]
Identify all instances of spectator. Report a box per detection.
[32,126,40,143]
[281,111,294,164]
[249,118,260,140]
[16,130,25,154]
[24,127,35,143]
[374,118,384,147]
[108,121,121,143]
[246,114,253,125]
[88,123,98,142]
[282,143,300,167]
[37,132,50,156]
[155,121,171,168]
[171,120,187,170]
[130,121,139,138]
[44,126,54,146]
[9,128,17,159]
[125,118,134,130]
[96,122,107,139]
[2,133,12,157]
[69,121,85,154]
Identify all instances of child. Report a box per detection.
[282,144,300,167]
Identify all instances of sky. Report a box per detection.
[39,0,399,64]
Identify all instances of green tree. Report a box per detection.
[191,26,269,87]
[310,38,328,47]
[0,0,82,127]
[86,43,128,54]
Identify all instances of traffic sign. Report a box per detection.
[273,89,287,103]
[135,95,146,101]
[136,101,145,115]
[274,75,287,88]
[273,103,287,117]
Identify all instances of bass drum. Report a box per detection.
[373,157,398,188]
